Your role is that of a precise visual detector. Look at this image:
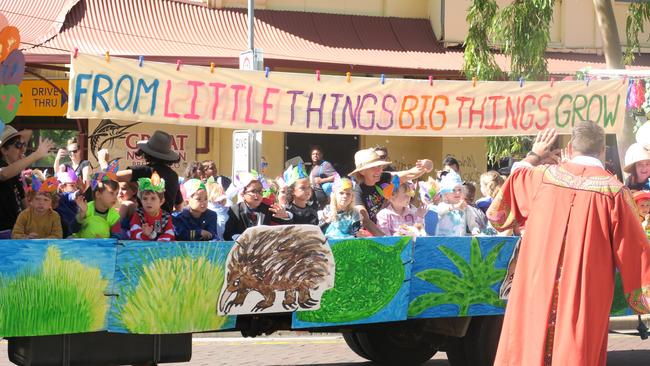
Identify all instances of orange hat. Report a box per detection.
[633,190,650,203]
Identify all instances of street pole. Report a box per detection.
[248,0,254,53]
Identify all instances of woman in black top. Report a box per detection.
[0,127,54,237]
[54,137,91,189]
[116,131,183,213]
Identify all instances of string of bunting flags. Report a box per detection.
[67,52,627,137]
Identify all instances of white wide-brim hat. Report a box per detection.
[624,143,650,174]
[349,148,392,176]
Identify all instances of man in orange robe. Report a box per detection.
[487,122,650,366]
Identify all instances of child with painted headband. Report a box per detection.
[435,170,471,236]
[173,179,218,241]
[129,172,175,241]
[376,177,426,237]
[284,163,319,225]
[75,160,121,239]
[223,171,291,240]
[318,175,360,239]
[12,176,63,239]
[55,166,85,238]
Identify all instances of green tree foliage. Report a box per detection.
[463,0,554,166]
[462,0,502,81]
[624,2,650,65]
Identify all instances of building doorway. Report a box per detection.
[285,133,359,177]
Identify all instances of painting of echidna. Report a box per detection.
[296,236,411,324]
[218,225,335,315]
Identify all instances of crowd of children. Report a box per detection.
[2,127,521,242]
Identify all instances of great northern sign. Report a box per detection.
[67,54,626,137]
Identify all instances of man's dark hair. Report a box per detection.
[571,121,605,157]
[443,155,460,169]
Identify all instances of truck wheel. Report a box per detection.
[446,315,504,366]
[344,324,442,365]
[342,333,371,360]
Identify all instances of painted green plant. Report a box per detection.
[0,246,109,336]
[409,238,506,317]
[297,236,409,323]
[118,253,229,333]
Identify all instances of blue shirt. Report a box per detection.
[172,209,219,241]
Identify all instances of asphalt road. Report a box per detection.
[0,333,648,365]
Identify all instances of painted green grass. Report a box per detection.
[0,246,109,336]
[118,254,229,333]
[408,238,506,317]
[297,237,409,323]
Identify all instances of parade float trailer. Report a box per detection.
[1,54,636,365]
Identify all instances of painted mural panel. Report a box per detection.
[109,241,235,334]
[408,236,519,319]
[0,239,116,337]
[293,236,413,328]
[218,225,335,315]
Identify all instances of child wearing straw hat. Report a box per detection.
[350,148,432,237]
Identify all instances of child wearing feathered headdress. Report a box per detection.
[376,177,426,237]
[318,175,361,239]
[129,172,175,241]
[284,163,318,225]
[75,160,121,238]
[12,176,62,239]
[173,179,218,241]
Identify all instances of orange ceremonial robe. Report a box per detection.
[487,161,650,366]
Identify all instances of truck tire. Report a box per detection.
[343,323,442,365]
[445,315,504,366]
[342,333,371,360]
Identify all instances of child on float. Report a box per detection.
[462,181,490,235]
[223,171,291,241]
[284,163,319,225]
[634,191,650,236]
[173,179,218,241]
[54,167,85,237]
[318,175,360,239]
[75,163,121,239]
[476,170,504,214]
[206,177,229,241]
[113,181,140,239]
[418,177,441,236]
[435,170,470,237]
[376,179,426,237]
[129,172,175,241]
[12,176,63,239]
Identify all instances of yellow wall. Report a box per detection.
[220,0,430,18]
[443,0,650,51]
[196,127,285,179]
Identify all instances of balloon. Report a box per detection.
[0,49,25,84]
[0,26,20,63]
[0,84,21,124]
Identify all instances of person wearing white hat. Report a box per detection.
[350,148,432,236]
[623,142,650,191]
[0,126,55,237]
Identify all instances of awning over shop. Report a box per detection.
[3,0,650,75]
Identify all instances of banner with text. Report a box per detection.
[68,54,626,136]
